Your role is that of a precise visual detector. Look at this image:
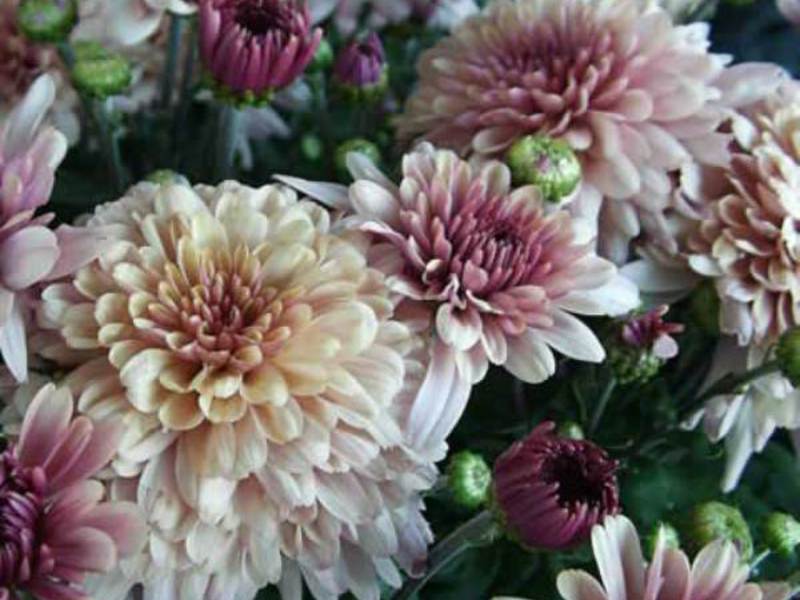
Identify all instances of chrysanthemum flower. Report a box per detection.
[37,180,440,599]
[687,82,800,347]
[0,0,56,104]
[0,383,146,600]
[0,75,103,382]
[199,0,322,98]
[396,0,783,262]
[492,422,619,550]
[547,515,784,600]
[282,143,637,447]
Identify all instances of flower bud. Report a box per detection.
[145,170,190,186]
[492,422,619,550]
[609,306,683,385]
[333,33,388,103]
[557,421,584,440]
[71,42,131,99]
[17,0,77,43]
[776,327,800,387]
[447,450,491,510]
[684,502,753,560]
[309,37,333,72]
[646,521,680,558]
[762,512,800,556]
[301,133,324,161]
[199,0,322,104]
[335,138,381,178]
[505,135,581,204]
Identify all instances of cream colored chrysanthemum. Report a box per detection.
[687,82,800,346]
[37,181,436,599]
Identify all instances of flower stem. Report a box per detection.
[214,103,241,181]
[160,14,185,108]
[391,510,499,600]
[57,41,75,68]
[589,376,617,436]
[172,18,197,168]
[93,99,126,194]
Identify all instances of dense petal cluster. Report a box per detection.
[396,0,778,262]
[492,422,619,550]
[0,383,145,600]
[284,143,637,448]
[200,0,322,97]
[551,515,779,600]
[37,181,437,599]
[687,83,800,347]
[0,75,102,382]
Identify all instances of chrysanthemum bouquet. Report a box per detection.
[5,0,800,598]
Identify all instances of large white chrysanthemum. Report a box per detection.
[36,181,437,599]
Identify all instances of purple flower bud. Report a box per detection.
[621,305,683,360]
[492,422,619,550]
[333,33,387,92]
[199,0,322,98]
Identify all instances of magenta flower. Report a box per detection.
[199,0,322,96]
[0,383,145,600]
[333,32,386,89]
[492,422,619,550]
[0,75,104,383]
[621,305,684,360]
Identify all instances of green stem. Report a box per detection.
[56,41,75,69]
[589,376,617,436]
[214,103,241,181]
[173,19,197,167]
[160,14,185,108]
[391,510,498,600]
[93,99,126,193]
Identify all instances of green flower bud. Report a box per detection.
[608,345,662,386]
[505,135,582,204]
[447,450,491,510]
[647,522,681,558]
[762,512,800,556]
[776,328,800,387]
[309,38,334,72]
[689,281,720,336]
[17,0,77,43]
[335,138,381,179]
[145,170,190,187]
[71,42,132,99]
[301,134,324,162]
[684,502,753,560]
[557,421,584,440]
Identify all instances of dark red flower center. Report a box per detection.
[540,446,617,510]
[234,0,299,37]
[0,450,49,591]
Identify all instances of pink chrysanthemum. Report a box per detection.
[282,143,637,447]
[687,82,800,347]
[199,0,322,96]
[36,180,441,599]
[0,75,103,382]
[0,383,145,600]
[492,422,619,550]
[549,515,786,600]
[396,0,783,262]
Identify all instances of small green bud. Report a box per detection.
[301,134,324,162]
[689,281,720,336]
[333,69,389,105]
[71,42,132,99]
[647,522,681,558]
[684,502,753,560]
[762,512,800,556]
[447,450,491,510]
[557,421,584,440]
[17,0,77,43]
[335,138,382,179]
[776,328,800,387]
[608,346,662,385]
[309,38,334,72]
[145,170,190,186]
[505,135,581,204]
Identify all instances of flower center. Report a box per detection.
[0,450,48,589]
[540,447,614,510]
[234,0,293,37]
